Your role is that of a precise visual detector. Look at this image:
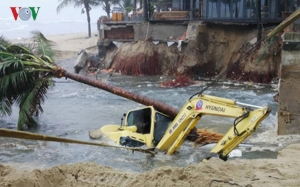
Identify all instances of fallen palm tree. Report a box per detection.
[1,7,299,148]
[0,31,222,145]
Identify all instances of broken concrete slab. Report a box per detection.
[278,33,300,135]
[74,50,88,74]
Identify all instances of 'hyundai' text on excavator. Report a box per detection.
[94,94,271,160]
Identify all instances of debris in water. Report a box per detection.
[160,75,194,88]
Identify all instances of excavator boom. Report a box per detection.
[156,94,271,159]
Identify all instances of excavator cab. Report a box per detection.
[99,106,172,148]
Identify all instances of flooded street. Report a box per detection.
[0,58,282,172]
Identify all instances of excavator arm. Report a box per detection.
[156,94,271,159]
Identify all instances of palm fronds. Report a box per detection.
[57,0,102,13]
[0,32,56,130]
[57,0,79,13]
[88,0,102,6]
[121,0,133,13]
[31,30,55,59]
[17,79,54,129]
[0,36,11,51]
[0,98,13,117]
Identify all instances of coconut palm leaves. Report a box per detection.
[98,0,122,18]
[31,30,55,59]
[0,32,56,130]
[56,0,102,13]
[121,0,133,14]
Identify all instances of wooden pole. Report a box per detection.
[0,128,156,155]
[267,8,300,38]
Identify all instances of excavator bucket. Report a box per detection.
[210,106,271,159]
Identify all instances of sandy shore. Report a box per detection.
[3,32,300,186]
[11,32,99,61]
[48,32,99,61]
[0,143,300,187]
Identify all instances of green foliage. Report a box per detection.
[0,32,56,130]
[125,6,132,15]
[122,0,133,12]
[122,0,132,8]
[150,2,155,15]
[31,30,55,59]
[56,0,102,13]
[98,0,122,17]
[121,0,133,14]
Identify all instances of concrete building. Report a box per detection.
[96,0,300,136]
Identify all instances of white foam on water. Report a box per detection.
[61,92,79,98]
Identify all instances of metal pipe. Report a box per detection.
[236,102,263,109]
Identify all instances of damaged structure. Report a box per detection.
[89,0,300,135]
[94,0,298,80]
[93,0,300,136]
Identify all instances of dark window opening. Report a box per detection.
[127,108,152,134]
[184,0,191,10]
[153,113,173,146]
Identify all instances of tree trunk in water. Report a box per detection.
[84,1,91,38]
[62,70,179,118]
[61,70,223,144]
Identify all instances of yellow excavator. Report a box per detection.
[96,94,271,160]
[95,5,300,158]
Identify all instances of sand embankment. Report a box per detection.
[0,143,300,187]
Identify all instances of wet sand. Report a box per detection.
[1,143,300,187]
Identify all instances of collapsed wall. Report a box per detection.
[99,23,281,83]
